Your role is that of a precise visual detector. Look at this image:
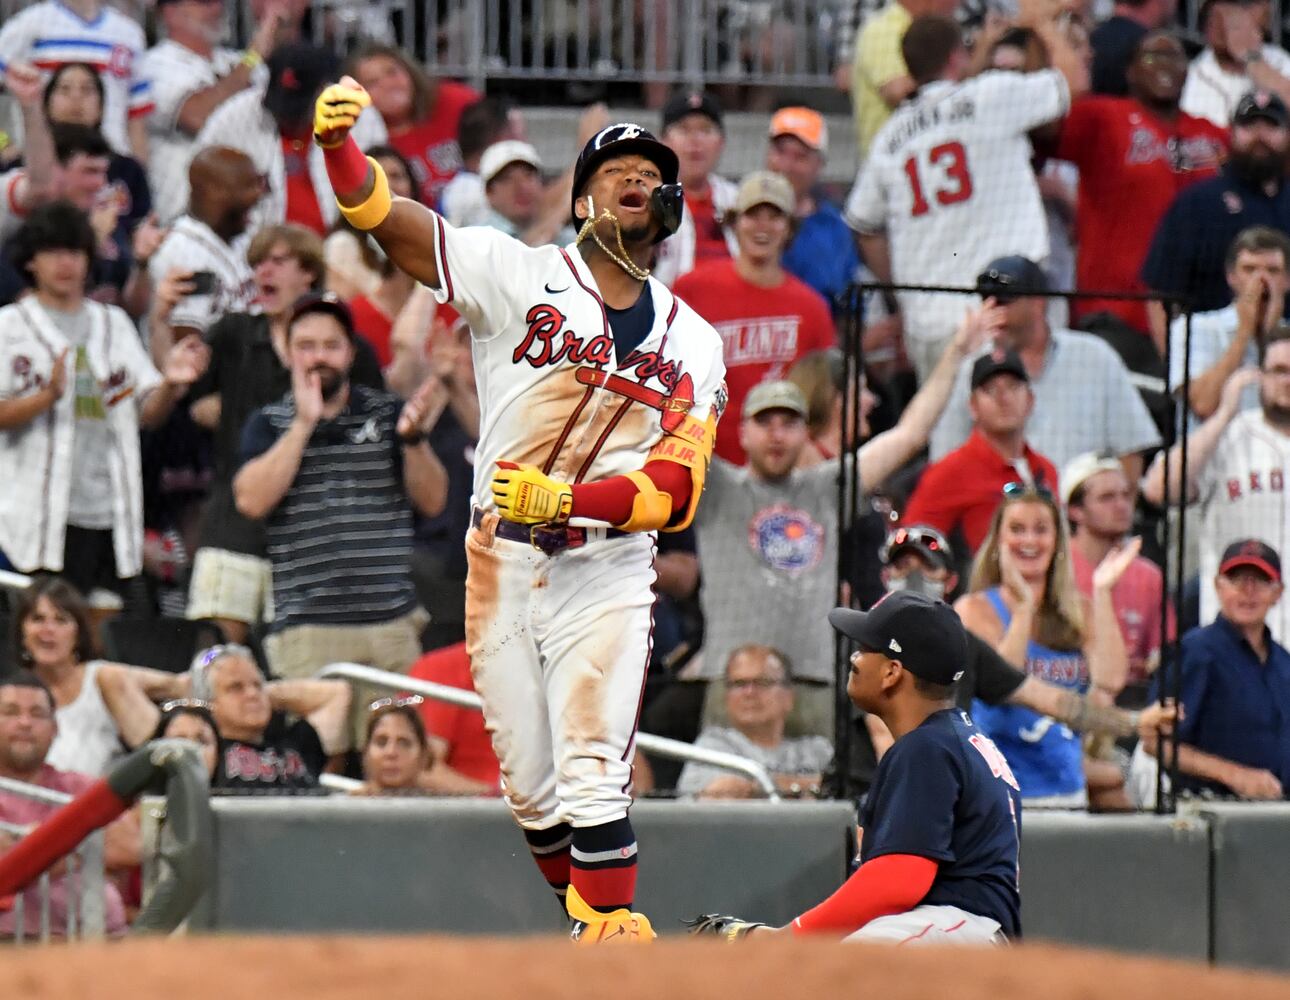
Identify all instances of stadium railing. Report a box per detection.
[0,776,106,942]
[316,660,783,799]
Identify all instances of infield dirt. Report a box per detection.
[7,935,1290,999]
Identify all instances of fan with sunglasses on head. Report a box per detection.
[952,482,1145,809]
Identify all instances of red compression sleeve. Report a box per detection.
[569,460,693,525]
[790,854,938,936]
[322,134,372,198]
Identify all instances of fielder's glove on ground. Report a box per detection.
[683,914,767,942]
[491,461,574,525]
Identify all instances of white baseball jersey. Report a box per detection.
[428,216,727,515]
[1181,47,1290,128]
[148,215,256,335]
[1196,408,1290,642]
[846,69,1069,346]
[140,39,266,224]
[194,89,386,235]
[0,1,153,156]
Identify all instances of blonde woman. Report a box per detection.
[954,484,1138,807]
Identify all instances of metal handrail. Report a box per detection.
[317,662,781,801]
[319,773,366,793]
[0,776,105,940]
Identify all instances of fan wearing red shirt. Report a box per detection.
[409,642,500,794]
[351,44,480,206]
[1062,453,1175,690]
[902,348,1058,555]
[1054,31,1227,339]
[673,171,835,465]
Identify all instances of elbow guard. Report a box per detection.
[646,410,717,532]
[619,470,673,532]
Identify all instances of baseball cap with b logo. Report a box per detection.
[828,591,969,686]
[1219,539,1282,581]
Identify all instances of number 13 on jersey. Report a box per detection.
[903,141,974,217]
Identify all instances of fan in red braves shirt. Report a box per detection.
[1054,31,1227,341]
[351,44,480,206]
[674,171,835,465]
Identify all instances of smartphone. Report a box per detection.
[188,271,218,296]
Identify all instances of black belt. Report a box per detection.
[471,507,628,555]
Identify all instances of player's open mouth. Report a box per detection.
[619,190,647,210]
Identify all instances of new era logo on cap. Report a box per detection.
[888,638,902,654]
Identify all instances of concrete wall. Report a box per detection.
[163,798,1290,969]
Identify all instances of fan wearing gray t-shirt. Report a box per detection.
[677,645,833,799]
[693,306,1000,738]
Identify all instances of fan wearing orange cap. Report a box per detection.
[765,106,860,309]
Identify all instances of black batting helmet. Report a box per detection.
[570,122,682,243]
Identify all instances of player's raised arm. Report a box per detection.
[314,76,442,290]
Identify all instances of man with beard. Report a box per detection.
[1144,333,1290,643]
[141,0,289,224]
[148,146,263,344]
[1142,90,1290,327]
[233,294,446,741]
[1055,32,1227,344]
[185,225,385,645]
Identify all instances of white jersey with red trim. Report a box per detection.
[0,1,153,157]
[845,69,1068,346]
[428,214,727,519]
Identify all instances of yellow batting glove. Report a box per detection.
[492,462,573,525]
[314,78,372,148]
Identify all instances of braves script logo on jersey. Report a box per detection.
[748,504,825,575]
[514,304,684,393]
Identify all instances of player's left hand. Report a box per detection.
[314,75,371,147]
[683,913,769,941]
[491,461,573,525]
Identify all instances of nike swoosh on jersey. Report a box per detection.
[544,283,569,294]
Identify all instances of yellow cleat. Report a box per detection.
[566,884,656,944]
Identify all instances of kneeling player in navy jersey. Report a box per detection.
[688,591,1023,944]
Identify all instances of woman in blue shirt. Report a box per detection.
[955,484,1135,806]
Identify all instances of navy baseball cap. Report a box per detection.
[882,525,955,573]
[976,255,1048,301]
[970,347,1029,389]
[661,90,724,132]
[1233,90,1290,127]
[1219,539,1282,582]
[829,591,968,686]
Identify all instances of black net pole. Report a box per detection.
[829,283,864,801]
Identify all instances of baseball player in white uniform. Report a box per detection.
[314,78,725,943]
[845,14,1083,381]
[1144,344,1290,643]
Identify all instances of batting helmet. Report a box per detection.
[570,123,683,243]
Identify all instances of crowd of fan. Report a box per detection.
[0,1,1289,932]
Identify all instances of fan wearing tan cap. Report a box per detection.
[1063,451,1172,693]
[766,107,860,307]
[673,170,836,465]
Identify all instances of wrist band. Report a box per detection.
[240,48,262,69]
[338,157,392,231]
